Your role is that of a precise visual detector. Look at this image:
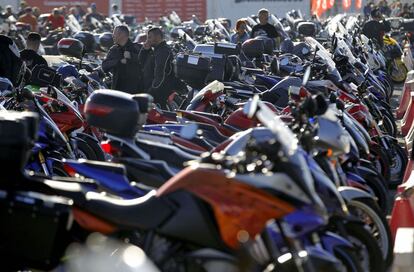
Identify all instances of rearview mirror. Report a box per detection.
[243,95,259,118]
[314,94,328,116]
[302,66,311,86]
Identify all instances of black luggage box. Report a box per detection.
[175,53,211,89]
[297,22,317,37]
[0,190,71,270]
[214,42,241,55]
[85,89,141,138]
[0,112,38,180]
[30,65,61,88]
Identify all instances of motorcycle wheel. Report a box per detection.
[343,222,385,272]
[78,135,106,161]
[388,59,408,83]
[75,138,98,160]
[369,145,391,182]
[333,246,363,272]
[364,174,390,214]
[388,141,408,186]
[347,199,393,267]
[381,114,396,138]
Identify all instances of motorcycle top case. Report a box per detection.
[30,65,61,88]
[175,53,211,89]
[85,89,141,138]
[297,22,317,37]
[0,190,71,270]
[214,42,241,55]
[0,112,38,178]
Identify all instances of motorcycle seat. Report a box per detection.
[83,190,173,229]
[116,157,176,188]
[136,139,197,168]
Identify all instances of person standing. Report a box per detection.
[18,7,37,32]
[231,19,249,44]
[102,25,143,94]
[139,27,185,108]
[20,32,48,70]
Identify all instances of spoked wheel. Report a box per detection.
[347,200,393,267]
[343,222,385,272]
[333,246,363,272]
[388,142,408,186]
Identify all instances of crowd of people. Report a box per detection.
[364,0,414,18]
[0,1,118,32]
[0,1,411,107]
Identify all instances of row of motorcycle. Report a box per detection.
[0,11,411,272]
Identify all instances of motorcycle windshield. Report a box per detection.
[337,38,357,64]
[270,14,288,39]
[305,37,342,82]
[188,80,225,105]
[325,14,346,37]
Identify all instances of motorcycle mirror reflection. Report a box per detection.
[314,94,328,116]
[302,66,311,86]
[336,99,345,111]
[243,95,259,118]
[180,123,199,140]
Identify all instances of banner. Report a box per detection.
[343,0,351,10]
[122,0,206,22]
[208,0,309,24]
[26,0,109,15]
[355,0,362,9]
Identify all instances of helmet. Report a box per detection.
[57,64,79,79]
[0,35,25,87]
[280,38,294,54]
[99,32,114,52]
[57,38,84,59]
[0,77,14,96]
[73,31,96,53]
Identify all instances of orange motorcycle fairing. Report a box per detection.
[157,166,295,249]
[73,207,118,234]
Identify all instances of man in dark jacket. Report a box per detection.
[102,25,142,93]
[138,27,184,108]
[362,8,391,47]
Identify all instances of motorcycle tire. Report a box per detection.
[388,59,408,83]
[388,141,408,187]
[381,114,396,138]
[369,145,391,182]
[78,135,106,161]
[363,174,390,214]
[347,199,393,267]
[74,138,98,160]
[333,246,363,272]
[343,221,385,272]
